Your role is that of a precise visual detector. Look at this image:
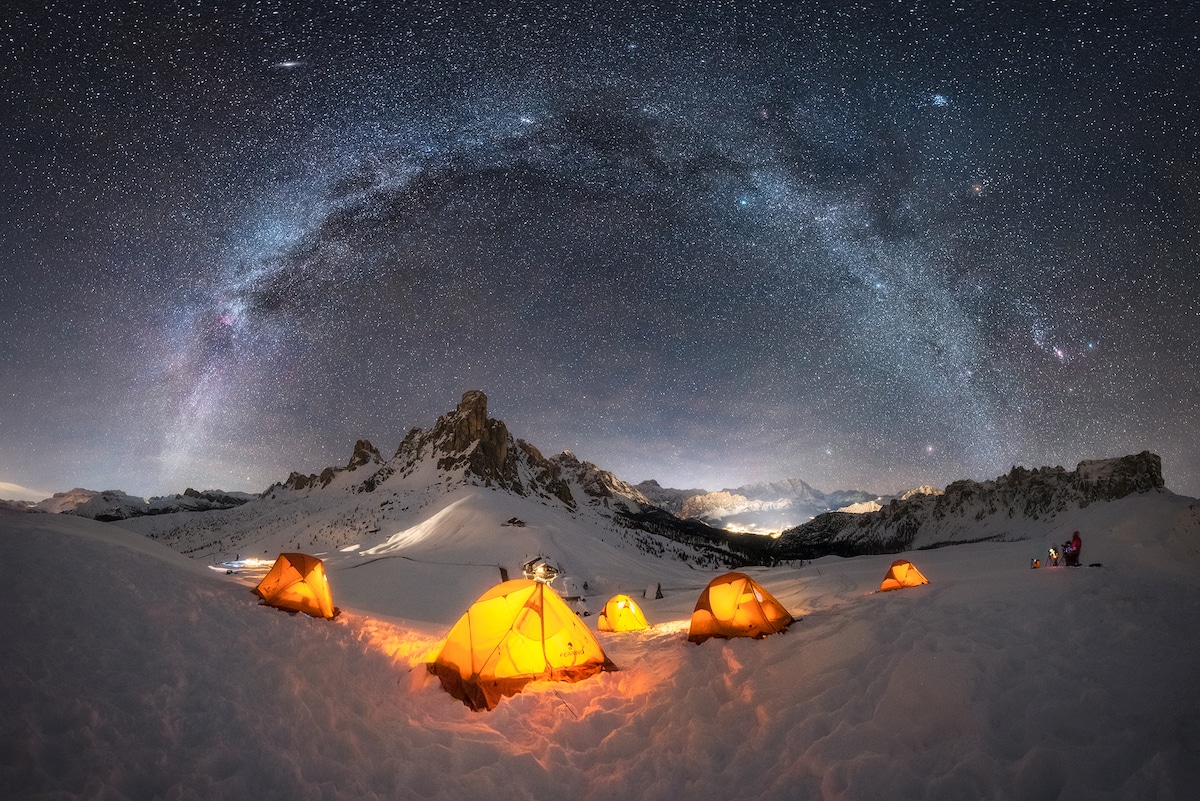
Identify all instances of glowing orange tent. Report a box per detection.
[597,594,649,632]
[428,579,617,711]
[687,571,794,644]
[252,552,337,619]
[879,558,929,592]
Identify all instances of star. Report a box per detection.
[2,1,1196,500]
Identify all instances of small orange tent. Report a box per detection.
[597,594,649,632]
[252,552,337,619]
[429,579,617,711]
[879,558,929,592]
[687,571,794,644]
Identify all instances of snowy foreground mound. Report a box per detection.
[4,491,1200,801]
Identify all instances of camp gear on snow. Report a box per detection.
[522,556,560,584]
[428,579,616,711]
[879,558,929,592]
[252,553,338,619]
[687,572,794,644]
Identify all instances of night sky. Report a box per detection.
[3,1,1198,502]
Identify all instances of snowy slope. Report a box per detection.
[119,483,708,625]
[335,486,704,623]
[4,490,1200,800]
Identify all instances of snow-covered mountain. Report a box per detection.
[774,452,1166,559]
[832,486,944,514]
[37,391,1174,580]
[31,486,254,521]
[9,390,900,543]
[634,479,709,511]
[115,391,758,607]
[637,476,881,533]
[260,390,648,512]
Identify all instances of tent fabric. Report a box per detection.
[252,553,337,619]
[428,579,617,711]
[597,594,650,632]
[687,571,794,644]
[879,559,929,592]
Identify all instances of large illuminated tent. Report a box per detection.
[428,578,617,711]
[687,571,794,644]
[597,594,649,632]
[879,558,929,592]
[251,552,338,619]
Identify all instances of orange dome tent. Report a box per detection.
[428,579,617,711]
[687,571,794,644]
[879,558,929,592]
[597,594,650,632]
[252,552,338,619]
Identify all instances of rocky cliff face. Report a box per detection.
[273,437,385,493]
[635,479,707,514]
[551,450,651,509]
[342,390,575,504]
[347,439,383,471]
[430,389,517,486]
[773,451,1166,560]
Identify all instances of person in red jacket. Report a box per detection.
[1063,530,1082,566]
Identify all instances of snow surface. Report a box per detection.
[4,490,1200,800]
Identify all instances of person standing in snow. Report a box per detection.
[1063,531,1082,566]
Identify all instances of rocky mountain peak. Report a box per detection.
[351,390,574,505]
[452,390,490,448]
[551,450,651,508]
[347,439,383,471]
[427,390,513,485]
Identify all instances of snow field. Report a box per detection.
[3,491,1199,800]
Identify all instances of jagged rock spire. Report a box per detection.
[347,439,383,470]
[452,390,489,450]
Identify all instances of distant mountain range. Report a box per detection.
[772,451,1166,560]
[4,391,1170,571]
[637,477,884,534]
[19,487,257,521]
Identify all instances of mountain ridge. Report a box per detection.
[638,476,881,533]
[772,451,1167,559]
[110,391,764,579]
[11,391,1175,574]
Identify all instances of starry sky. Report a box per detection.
[3,0,1199,502]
